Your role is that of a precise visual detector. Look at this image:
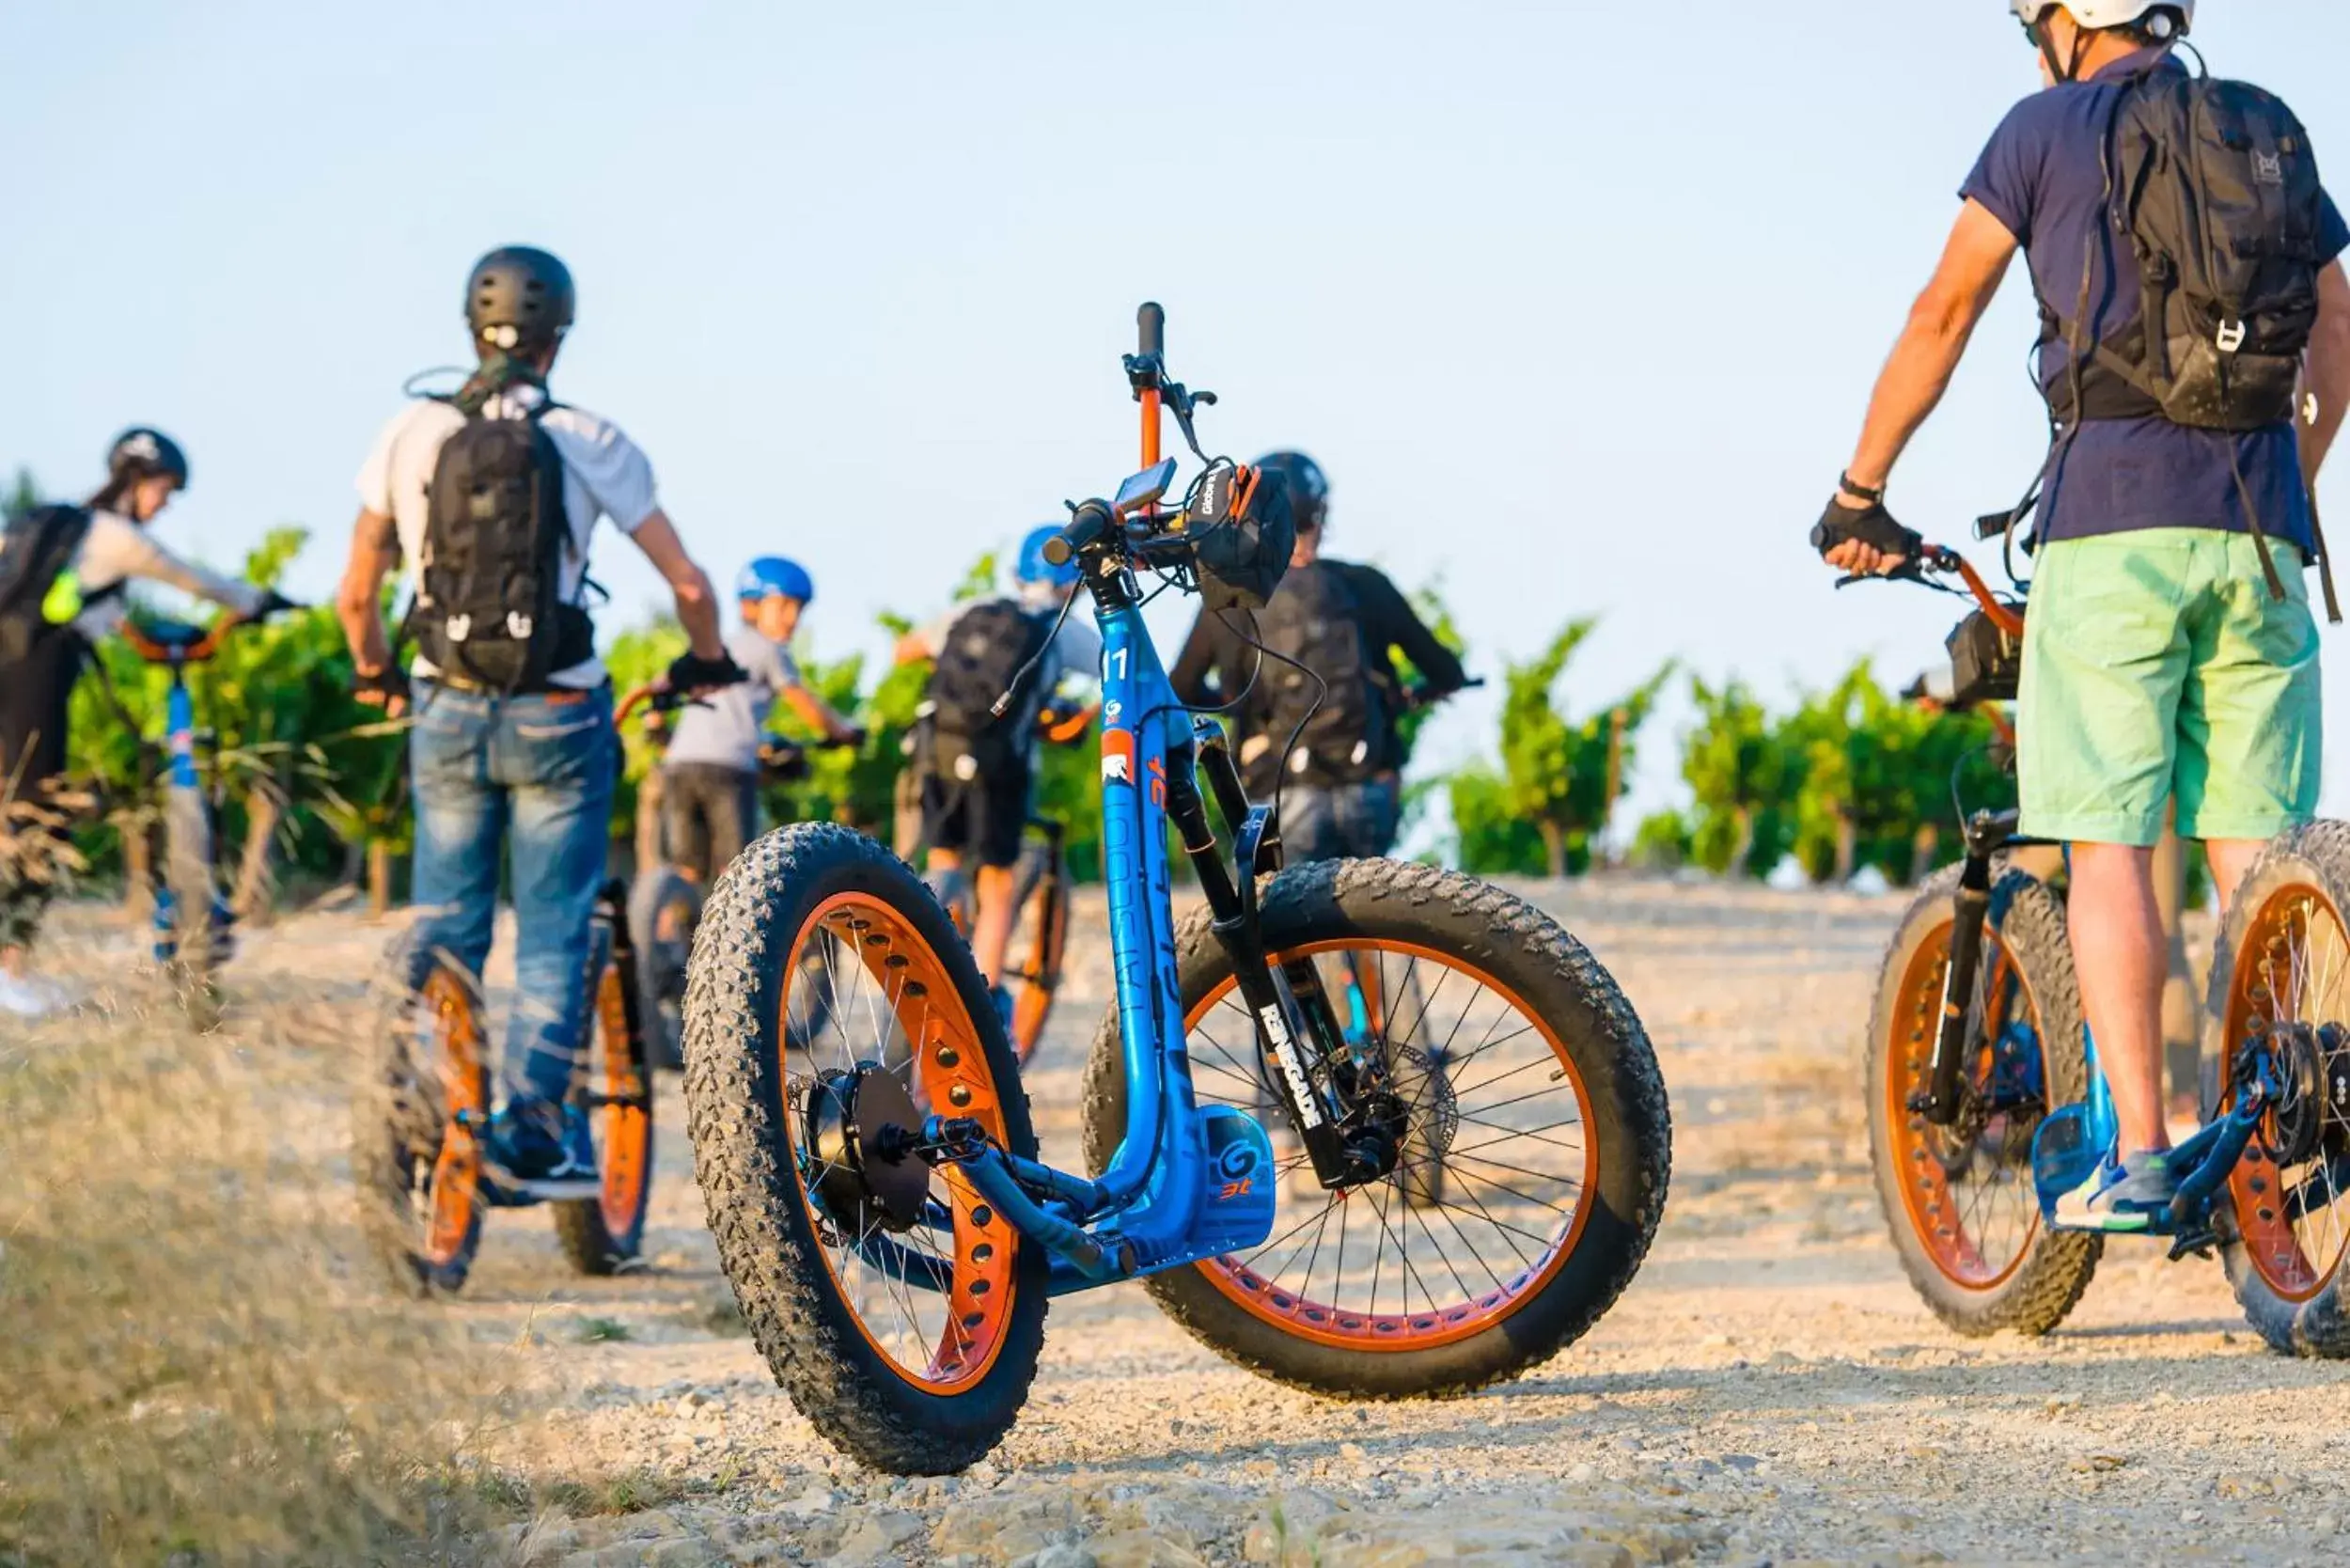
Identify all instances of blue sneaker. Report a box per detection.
[2053,1149,2179,1232]
[990,984,1013,1035]
[484,1096,600,1200]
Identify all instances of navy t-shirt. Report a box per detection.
[1962,48,2349,552]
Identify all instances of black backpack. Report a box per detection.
[413,393,591,692]
[0,504,93,665]
[923,598,1053,762]
[2052,69,2326,435]
[1250,561,1385,791]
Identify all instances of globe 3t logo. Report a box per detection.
[1215,1138,1260,1202]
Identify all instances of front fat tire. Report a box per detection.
[1864,866,2101,1338]
[1081,858,1671,1400]
[682,823,1047,1474]
[2207,821,2350,1357]
[353,944,485,1297]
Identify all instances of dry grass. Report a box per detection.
[0,970,522,1565]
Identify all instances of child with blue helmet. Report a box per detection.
[660,557,861,887]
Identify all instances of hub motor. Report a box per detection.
[2263,1021,2350,1168]
[801,1067,931,1234]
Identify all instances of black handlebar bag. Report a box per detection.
[1947,606,2025,708]
[1191,463,1295,613]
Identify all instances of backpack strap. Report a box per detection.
[2307,474,2345,624]
[2223,441,2294,605]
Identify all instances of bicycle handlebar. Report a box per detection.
[1822,533,2026,641]
[120,596,302,666]
[1137,301,1165,360]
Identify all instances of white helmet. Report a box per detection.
[2011,1,2192,35]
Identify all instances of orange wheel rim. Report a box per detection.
[592,960,650,1237]
[2224,885,2350,1304]
[1183,939,1597,1352]
[418,967,485,1266]
[1883,926,2048,1292]
[782,894,1018,1393]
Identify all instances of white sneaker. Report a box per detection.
[0,972,59,1019]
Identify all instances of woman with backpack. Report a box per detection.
[0,429,270,1018]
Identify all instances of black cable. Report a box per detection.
[989,584,1083,721]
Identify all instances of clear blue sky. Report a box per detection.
[8,2,2349,837]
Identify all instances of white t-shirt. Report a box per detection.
[353,384,658,688]
[664,625,807,773]
[71,510,266,640]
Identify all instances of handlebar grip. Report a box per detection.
[1811,509,1924,561]
[1137,301,1165,359]
[1045,498,1116,569]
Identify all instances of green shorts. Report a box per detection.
[2018,527,2322,847]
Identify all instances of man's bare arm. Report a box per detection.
[2302,260,2350,485]
[336,508,401,677]
[1823,199,2020,574]
[1843,199,2020,494]
[627,510,725,660]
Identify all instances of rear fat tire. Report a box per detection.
[1080,857,1671,1400]
[556,923,655,1275]
[1864,866,2101,1338]
[2207,821,2350,1357]
[628,867,698,1072]
[682,823,1047,1474]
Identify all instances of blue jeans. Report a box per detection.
[407,682,617,1104]
[1283,776,1401,863]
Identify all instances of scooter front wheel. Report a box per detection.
[353,948,489,1296]
[1864,865,2100,1337]
[683,824,1046,1474]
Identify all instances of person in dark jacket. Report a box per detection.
[1169,450,1465,860]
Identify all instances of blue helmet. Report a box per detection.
[736,556,814,604]
[1016,524,1080,588]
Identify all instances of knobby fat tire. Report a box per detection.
[682,823,1048,1474]
[1080,857,1671,1399]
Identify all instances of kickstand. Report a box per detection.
[2167,1217,2218,1262]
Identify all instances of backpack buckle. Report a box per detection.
[446,613,472,643]
[2217,319,2248,354]
[507,612,534,639]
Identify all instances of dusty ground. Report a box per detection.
[24,878,2350,1566]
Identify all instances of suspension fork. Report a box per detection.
[1915,810,2031,1126]
[1167,723,1369,1187]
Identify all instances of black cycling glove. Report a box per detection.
[352,665,411,710]
[1810,497,1923,564]
[665,650,751,695]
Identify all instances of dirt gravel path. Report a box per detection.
[40,879,2350,1564]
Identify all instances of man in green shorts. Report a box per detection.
[1814,2,2350,1227]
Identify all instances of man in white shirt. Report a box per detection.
[1,429,271,1018]
[334,245,738,1194]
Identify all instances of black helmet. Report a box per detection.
[1253,450,1328,532]
[107,427,190,492]
[464,245,576,353]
